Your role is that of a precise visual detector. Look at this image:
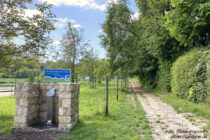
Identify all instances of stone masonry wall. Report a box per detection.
[14,83,40,127]
[58,84,79,128]
[14,82,79,130]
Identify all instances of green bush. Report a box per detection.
[157,60,172,92]
[171,48,210,103]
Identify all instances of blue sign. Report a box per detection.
[44,69,71,83]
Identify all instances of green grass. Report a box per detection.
[63,81,152,140]
[0,80,152,139]
[0,78,27,83]
[0,96,15,135]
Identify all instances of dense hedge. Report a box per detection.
[171,48,210,103]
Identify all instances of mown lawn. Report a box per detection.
[0,96,15,135]
[0,81,152,139]
[64,81,152,140]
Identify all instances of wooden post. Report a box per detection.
[117,78,118,101]
[105,75,108,116]
[95,77,96,88]
[120,78,122,92]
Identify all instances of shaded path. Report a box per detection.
[131,82,208,140]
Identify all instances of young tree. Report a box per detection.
[100,0,137,78]
[79,49,98,88]
[60,22,88,83]
[95,59,110,84]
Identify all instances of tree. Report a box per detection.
[0,0,56,67]
[95,59,110,83]
[60,22,88,83]
[164,0,210,47]
[79,49,98,87]
[101,0,137,79]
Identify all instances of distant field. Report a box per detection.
[0,78,27,83]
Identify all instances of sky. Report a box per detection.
[24,0,139,59]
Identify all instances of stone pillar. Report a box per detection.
[58,83,79,129]
[14,83,39,127]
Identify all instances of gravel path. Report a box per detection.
[131,83,208,140]
[0,87,14,97]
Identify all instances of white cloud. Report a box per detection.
[131,12,140,20]
[72,24,83,28]
[38,0,106,11]
[55,17,78,28]
[107,0,120,4]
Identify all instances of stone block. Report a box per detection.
[59,123,72,129]
[14,116,27,123]
[15,106,23,116]
[62,99,71,107]
[59,108,64,116]
[55,84,60,92]
[14,122,28,128]
[59,116,70,123]
[20,99,29,107]
[65,84,73,92]
[59,92,71,98]
[40,83,47,90]
[59,84,66,92]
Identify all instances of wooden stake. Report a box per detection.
[117,78,118,101]
[120,78,122,92]
[105,75,108,116]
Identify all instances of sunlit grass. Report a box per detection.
[0,96,15,135]
[0,78,27,83]
[0,80,152,139]
[63,80,152,140]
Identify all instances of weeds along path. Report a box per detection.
[131,82,208,140]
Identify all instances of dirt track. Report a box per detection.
[131,82,209,140]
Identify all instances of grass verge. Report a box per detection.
[0,96,15,135]
[0,78,27,83]
[63,81,152,140]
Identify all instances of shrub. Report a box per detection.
[171,48,210,103]
[157,60,172,92]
